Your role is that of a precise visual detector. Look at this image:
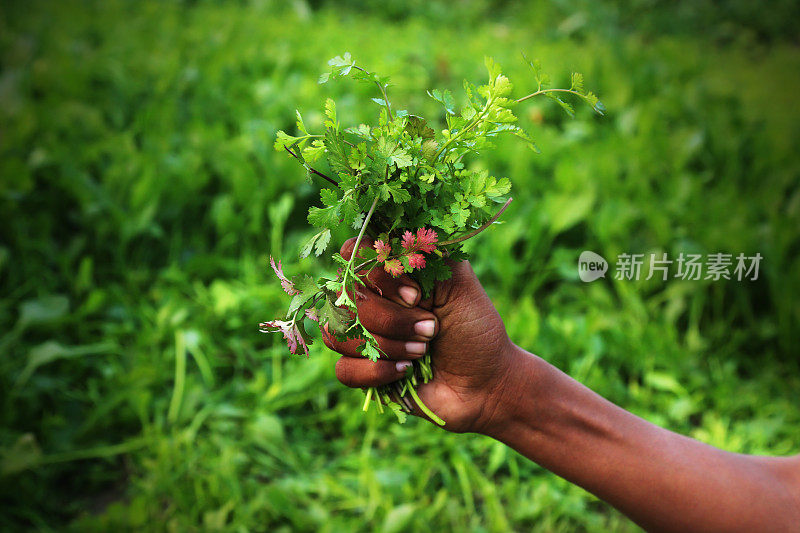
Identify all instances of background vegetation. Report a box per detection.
[1,0,798,530]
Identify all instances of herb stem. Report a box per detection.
[350,196,380,263]
[433,97,494,161]
[284,146,338,186]
[515,87,582,104]
[363,386,373,411]
[352,65,393,121]
[406,384,445,426]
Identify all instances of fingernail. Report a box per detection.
[398,286,418,306]
[396,361,412,373]
[405,341,427,355]
[414,319,436,339]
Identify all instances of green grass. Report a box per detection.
[1,1,798,531]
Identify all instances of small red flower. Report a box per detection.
[407,253,426,269]
[270,256,300,296]
[384,258,404,277]
[374,240,391,262]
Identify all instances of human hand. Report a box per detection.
[323,238,522,433]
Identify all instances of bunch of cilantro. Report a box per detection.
[262,53,603,424]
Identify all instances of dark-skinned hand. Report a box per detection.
[322,237,520,433]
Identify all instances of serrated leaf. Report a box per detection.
[286,275,319,315]
[307,205,339,228]
[351,211,365,229]
[450,204,470,227]
[570,72,584,93]
[324,98,337,127]
[484,56,501,81]
[323,129,350,176]
[493,74,512,98]
[486,177,511,197]
[319,296,351,333]
[388,402,408,423]
[314,229,332,256]
[302,139,325,162]
[274,130,301,151]
[327,52,353,68]
[320,188,339,206]
[295,110,308,135]
[427,89,455,115]
[360,341,381,362]
[390,149,413,168]
[341,196,360,227]
[299,231,320,259]
[405,115,435,139]
[345,124,372,139]
[547,93,575,117]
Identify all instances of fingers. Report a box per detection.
[322,327,429,360]
[335,356,413,388]
[355,290,438,341]
[340,238,422,308]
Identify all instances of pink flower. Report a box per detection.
[259,319,310,357]
[401,230,415,252]
[407,253,426,269]
[270,256,299,296]
[374,240,391,262]
[415,227,438,253]
[383,258,404,277]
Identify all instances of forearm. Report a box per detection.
[483,345,800,532]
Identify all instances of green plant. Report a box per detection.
[263,53,603,423]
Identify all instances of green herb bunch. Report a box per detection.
[261,53,603,424]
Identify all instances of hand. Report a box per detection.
[323,238,521,433]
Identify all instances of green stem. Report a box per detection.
[346,195,380,279]
[434,97,494,161]
[406,383,445,426]
[363,386,374,411]
[284,146,337,186]
[352,65,393,121]
[515,87,583,104]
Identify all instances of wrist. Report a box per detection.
[474,343,551,438]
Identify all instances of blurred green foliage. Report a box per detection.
[1,0,799,531]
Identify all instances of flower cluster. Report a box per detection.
[374,228,439,278]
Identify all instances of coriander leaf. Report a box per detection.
[405,115,435,139]
[324,129,351,176]
[308,205,339,228]
[319,296,351,332]
[299,230,328,259]
[324,98,337,127]
[360,341,381,362]
[320,188,339,206]
[327,52,353,68]
[486,177,511,198]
